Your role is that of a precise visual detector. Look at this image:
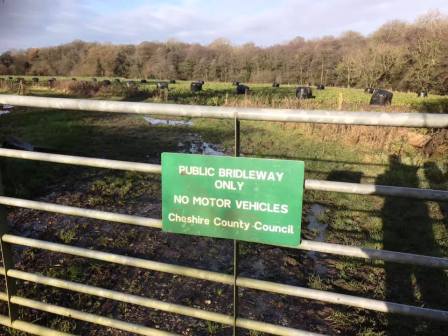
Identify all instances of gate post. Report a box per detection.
[234,116,240,157]
[0,162,18,322]
[233,116,240,335]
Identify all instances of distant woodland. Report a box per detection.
[1,12,447,94]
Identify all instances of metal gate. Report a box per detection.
[0,94,447,335]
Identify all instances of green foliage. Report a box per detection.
[205,321,222,335]
[113,50,131,77]
[48,317,76,333]
[58,226,78,244]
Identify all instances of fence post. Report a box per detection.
[0,163,18,322]
[233,116,241,335]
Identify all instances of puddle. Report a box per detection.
[177,140,225,156]
[144,116,193,127]
[143,116,225,155]
[0,104,13,115]
[176,133,225,156]
[197,142,224,156]
[306,204,329,275]
[307,204,328,242]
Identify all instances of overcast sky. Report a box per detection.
[1,0,447,52]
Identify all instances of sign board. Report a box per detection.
[162,153,304,247]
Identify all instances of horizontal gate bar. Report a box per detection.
[2,235,233,284]
[7,269,324,336]
[1,148,447,201]
[304,179,448,201]
[3,236,448,321]
[0,293,178,336]
[1,94,448,128]
[0,312,73,336]
[297,240,448,268]
[0,148,161,174]
[236,278,448,322]
[0,196,162,229]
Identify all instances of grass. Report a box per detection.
[2,75,448,112]
[0,79,447,335]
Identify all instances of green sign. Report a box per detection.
[162,153,304,247]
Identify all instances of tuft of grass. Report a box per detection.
[58,226,77,244]
[308,273,330,291]
[205,321,222,335]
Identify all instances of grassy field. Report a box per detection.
[0,79,447,335]
[2,75,448,112]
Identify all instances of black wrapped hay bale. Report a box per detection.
[272,82,280,88]
[236,84,249,94]
[140,79,147,83]
[370,89,393,105]
[296,86,314,99]
[169,79,176,84]
[72,78,77,81]
[191,81,203,92]
[32,77,39,83]
[102,79,111,86]
[48,78,56,87]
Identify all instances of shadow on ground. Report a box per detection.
[377,155,448,335]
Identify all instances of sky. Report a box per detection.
[1,0,448,52]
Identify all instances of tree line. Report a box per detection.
[1,12,447,94]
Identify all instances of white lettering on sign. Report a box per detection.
[179,165,215,177]
[168,212,210,225]
[177,165,285,183]
[192,196,231,208]
[235,200,288,214]
[214,180,245,191]
[174,195,189,204]
[214,217,251,231]
[168,213,295,235]
[253,221,294,234]
[218,168,284,182]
